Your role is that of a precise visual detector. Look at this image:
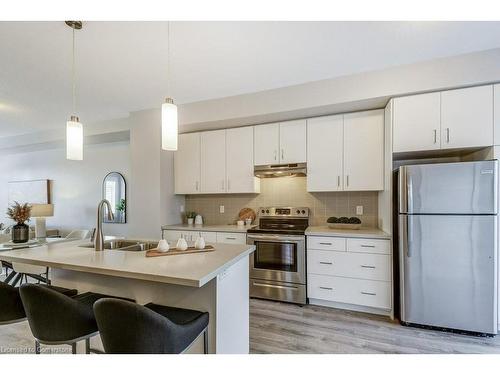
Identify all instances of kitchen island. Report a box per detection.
[0,239,255,354]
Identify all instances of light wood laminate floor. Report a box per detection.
[2,296,500,354]
[249,299,500,354]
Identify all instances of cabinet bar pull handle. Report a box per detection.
[346,175,349,187]
[319,287,333,290]
[337,176,340,187]
[433,129,437,144]
[360,245,375,248]
[319,242,332,245]
[361,265,376,269]
[319,261,333,265]
[195,181,199,191]
[281,149,284,160]
[274,150,277,161]
[446,128,450,143]
[226,237,236,240]
[361,291,376,296]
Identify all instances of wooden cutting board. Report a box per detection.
[146,245,215,257]
[238,207,256,223]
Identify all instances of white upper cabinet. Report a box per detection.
[307,115,344,192]
[174,133,200,194]
[279,120,307,164]
[393,85,494,153]
[440,85,494,149]
[344,110,384,191]
[200,130,226,193]
[226,127,260,193]
[254,123,280,165]
[393,92,441,152]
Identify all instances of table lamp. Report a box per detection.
[31,204,54,239]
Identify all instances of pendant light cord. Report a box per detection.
[72,26,76,115]
[166,21,170,98]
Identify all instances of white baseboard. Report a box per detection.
[308,298,393,318]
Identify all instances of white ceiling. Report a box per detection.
[2,21,500,138]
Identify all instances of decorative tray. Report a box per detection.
[146,245,215,257]
[327,223,362,230]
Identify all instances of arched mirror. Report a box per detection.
[102,172,126,224]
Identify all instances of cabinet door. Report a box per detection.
[393,92,441,152]
[200,130,226,193]
[441,85,494,149]
[279,119,307,163]
[495,84,500,146]
[343,110,384,191]
[174,133,200,194]
[254,123,279,165]
[226,127,259,193]
[307,115,344,192]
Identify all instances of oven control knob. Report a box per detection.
[261,209,265,214]
[296,210,300,214]
[301,210,306,214]
[266,209,270,214]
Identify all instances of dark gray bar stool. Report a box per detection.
[19,284,130,354]
[94,298,209,354]
[0,281,77,325]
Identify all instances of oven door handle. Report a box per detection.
[252,282,299,291]
[247,234,305,242]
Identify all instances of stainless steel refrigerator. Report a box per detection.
[399,160,498,334]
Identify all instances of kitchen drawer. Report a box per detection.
[199,231,217,243]
[308,274,391,310]
[308,250,391,281]
[163,230,200,244]
[347,238,390,254]
[307,236,346,251]
[216,232,246,244]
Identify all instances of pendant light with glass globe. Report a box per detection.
[65,20,84,161]
[161,21,178,151]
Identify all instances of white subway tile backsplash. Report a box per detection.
[184,177,378,227]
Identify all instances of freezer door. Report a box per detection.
[399,160,497,214]
[399,214,497,334]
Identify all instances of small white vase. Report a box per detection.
[187,218,194,225]
[195,236,206,250]
[157,239,169,253]
[176,237,188,251]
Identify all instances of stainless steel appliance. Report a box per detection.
[399,160,498,335]
[254,163,307,178]
[247,207,309,304]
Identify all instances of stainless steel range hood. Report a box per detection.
[254,163,307,178]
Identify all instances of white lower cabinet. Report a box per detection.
[307,235,392,314]
[162,229,244,245]
[308,274,391,310]
[216,232,247,244]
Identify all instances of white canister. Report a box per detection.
[194,214,203,225]
[194,236,206,250]
[237,220,244,227]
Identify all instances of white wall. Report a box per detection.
[0,142,131,236]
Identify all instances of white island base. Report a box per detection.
[50,255,249,354]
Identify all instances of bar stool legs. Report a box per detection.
[204,328,208,354]
[35,340,40,355]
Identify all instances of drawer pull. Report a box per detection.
[360,244,376,248]
[361,291,376,296]
[319,286,333,290]
[226,237,237,240]
[361,265,376,269]
[319,261,333,265]
[319,242,332,245]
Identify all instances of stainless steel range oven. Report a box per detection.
[247,207,309,304]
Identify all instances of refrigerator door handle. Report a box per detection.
[399,166,408,214]
[398,214,408,321]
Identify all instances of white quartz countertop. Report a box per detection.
[162,224,256,233]
[0,239,255,288]
[305,226,391,239]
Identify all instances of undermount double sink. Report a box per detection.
[79,239,157,252]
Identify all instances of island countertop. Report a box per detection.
[0,239,255,288]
